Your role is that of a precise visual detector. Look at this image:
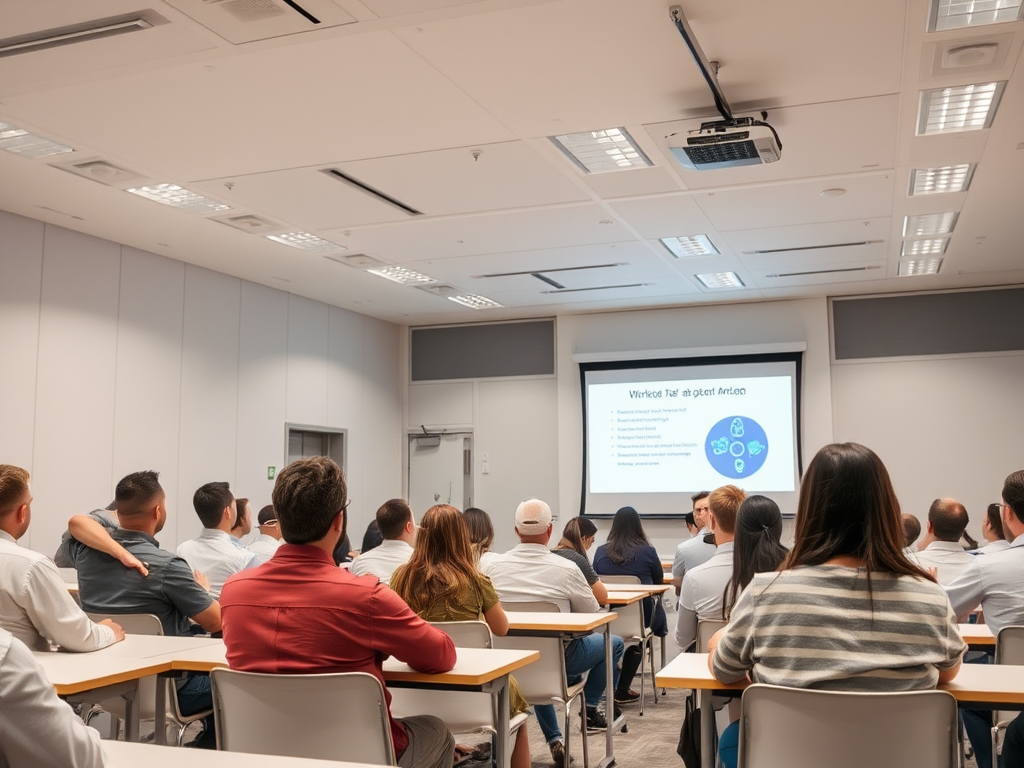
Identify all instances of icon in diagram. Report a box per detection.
[706,416,768,479]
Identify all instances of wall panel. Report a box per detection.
[286,295,330,427]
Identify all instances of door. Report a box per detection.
[408,433,473,514]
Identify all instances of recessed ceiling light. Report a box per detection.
[366,266,436,285]
[901,238,949,257]
[917,82,1004,135]
[929,0,1023,31]
[819,188,846,198]
[909,164,975,195]
[660,235,720,258]
[447,294,503,309]
[265,232,346,252]
[903,212,958,237]
[899,259,943,276]
[0,120,73,158]
[695,272,745,289]
[549,127,653,174]
[126,184,230,213]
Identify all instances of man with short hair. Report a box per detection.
[229,497,253,544]
[914,498,973,585]
[246,505,282,564]
[220,457,456,768]
[177,482,258,598]
[675,485,747,651]
[483,499,626,766]
[671,492,716,596]
[349,499,415,581]
[901,513,922,550]
[0,464,124,652]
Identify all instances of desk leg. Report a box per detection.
[596,623,616,768]
[123,683,139,743]
[495,674,510,768]
[700,689,714,768]
[154,675,168,746]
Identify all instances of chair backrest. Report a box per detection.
[696,619,727,651]
[500,600,560,613]
[607,598,645,642]
[211,668,396,765]
[996,626,1024,665]
[430,620,492,648]
[86,612,164,636]
[84,613,163,722]
[491,631,572,704]
[600,575,641,585]
[737,684,959,768]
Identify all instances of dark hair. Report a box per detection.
[115,471,164,517]
[684,512,696,527]
[691,491,710,505]
[723,495,788,618]
[257,505,277,526]
[783,443,933,582]
[901,514,921,548]
[1002,470,1024,525]
[928,498,968,541]
[193,482,234,529]
[376,499,413,540]
[708,485,746,535]
[272,457,347,545]
[232,498,250,531]
[463,507,494,558]
[556,517,598,556]
[986,503,1006,541]
[361,520,384,553]
[0,465,30,517]
[961,530,979,550]
[603,506,651,565]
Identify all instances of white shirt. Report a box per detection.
[246,533,282,564]
[971,540,1011,555]
[946,536,1024,634]
[672,528,717,584]
[482,543,600,613]
[676,541,735,650]
[0,628,104,768]
[176,528,258,598]
[0,531,115,652]
[349,539,413,582]
[914,541,975,586]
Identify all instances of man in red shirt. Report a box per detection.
[220,457,456,768]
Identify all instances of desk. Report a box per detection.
[960,623,995,649]
[102,740,387,767]
[604,583,672,597]
[505,611,619,768]
[604,591,646,606]
[655,652,1024,768]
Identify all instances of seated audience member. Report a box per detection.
[177,482,258,598]
[674,486,747,651]
[945,470,1024,768]
[391,504,532,768]
[331,531,355,565]
[0,465,123,652]
[720,495,788,622]
[914,498,973,585]
[349,499,415,581]
[61,471,221,744]
[464,507,498,568]
[483,499,625,763]
[0,627,105,767]
[972,503,1010,555]
[683,511,699,538]
[709,443,966,768]
[594,506,667,704]
[552,517,608,603]
[901,513,922,559]
[220,457,456,768]
[360,519,383,554]
[246,505,283,564]
[671,492,716,595]
[229,497,253,545]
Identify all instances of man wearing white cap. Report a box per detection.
[483,499,626,767]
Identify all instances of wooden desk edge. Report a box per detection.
[506,612,618,631]
[53,661,174,695]
[386,650,541,685]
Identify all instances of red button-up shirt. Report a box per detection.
[220,543,456,756]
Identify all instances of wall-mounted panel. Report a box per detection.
[408,382,474,427]
[287,295,330,427]
[411,320,555,381]
[327,306,364,432]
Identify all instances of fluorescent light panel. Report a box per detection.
[447,294,503,309]
[367,266,436,285]
[903,212,958,236]
[899,259,943,275]
[930,0,1023,31]
[660,234,719,258]
[265,232,345,252]
[126,184,230,213]
[918,82,1004,135]
[901,238,949,257]
[696,272,745,289]
[0,121,73,158]
[550,127,653,174]
[909,164,975,195]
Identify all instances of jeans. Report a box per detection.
[535,633,625,744]
[176,673,213,715]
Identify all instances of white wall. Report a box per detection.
[0,210,402,557]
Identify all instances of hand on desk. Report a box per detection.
[99,619,126,643]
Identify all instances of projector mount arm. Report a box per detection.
[669,5,734,123]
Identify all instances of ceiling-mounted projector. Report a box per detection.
[669,116,782,170]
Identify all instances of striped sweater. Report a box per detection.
[711,565,966,691]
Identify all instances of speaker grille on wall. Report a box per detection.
[411,320,555,381]
[832,287,1024,360]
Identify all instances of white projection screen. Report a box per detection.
[580,352,804,518]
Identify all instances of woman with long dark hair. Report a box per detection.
[721,495,788,620]
[972,503,1010,554]
[463,507,497,567]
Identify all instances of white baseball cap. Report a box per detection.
[515,499,553,534]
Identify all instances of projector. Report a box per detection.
[669,117,782,170]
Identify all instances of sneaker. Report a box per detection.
[614,688,640,704]
[549,740,566,768]
[585,707,607,731]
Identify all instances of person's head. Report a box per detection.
[927,498,968,543]
[723,495,788,618]
[514,499,553,544]
[784,443,932,581]
[1000,470,1024,539]
[0,465,32,539]
[361,519,383,553]
[376,499,414,542]
[691,492,711,528]
[983,503,1006,543]
[257,504,281,540]
[272,457,347,547]
[114,471,166,533]
[684,511,699,536]
[463,507,494,557]
[603,506,650,564]
[707,486,745,540]
[557,517,598,556]
[231,497,252,538]
[901,513,922,548]
[405,505,474,572]
[193,482,235,531]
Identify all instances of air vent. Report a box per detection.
[320,169,423,216]
[541,283,649,294]
[746,241,881,255]
[166,0,354,44]
[416,284,461,298]
[0,12,166,58]
[52,158,145,186]
[323,253,387,268]
[211,213,284,233]
[765,266,881,278]
[473,263,624,278]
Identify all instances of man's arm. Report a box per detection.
[370,585,456,673]
[66,515,149,577]
[189,602,222,634]
[22,560,122,651]
[675,575,698,650]
[591,579,608,604]
[671,544,686,595]
[566,568,601,613]
[944,559,984,618]
[162,559,220,633]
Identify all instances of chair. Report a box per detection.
[696,619,727,653]
[736,684,959,768]
[500,600,561,613]
[601,575,641,585]
[84,612,212,745]
[605,594,657,714]
[992,626,1024,761]
[211,668,397,764]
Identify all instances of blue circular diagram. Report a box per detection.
[705,416,769,479]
